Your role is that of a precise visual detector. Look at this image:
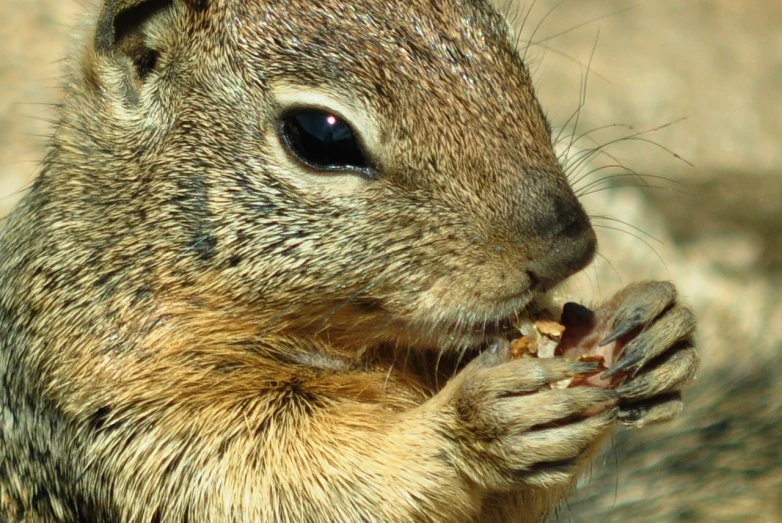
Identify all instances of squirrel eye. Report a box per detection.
[280,109,370,172]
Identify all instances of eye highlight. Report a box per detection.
[279,108,372,174]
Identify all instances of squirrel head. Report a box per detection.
[47,0,596,352]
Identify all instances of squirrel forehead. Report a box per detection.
[234,0,502,49]
[229,1,548,150]
[231,0,529,97]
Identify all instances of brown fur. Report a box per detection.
[0,1,697,521]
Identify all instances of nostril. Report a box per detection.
[524,219,597,291]
[510,180,597,291]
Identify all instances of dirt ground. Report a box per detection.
[1,1,779,521]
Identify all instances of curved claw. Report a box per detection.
[606,306,697,381]
[618,392,683,428]
[599,281,678,347]
[599,316,643,347]
[616,343,698,401]
[602,347,645,379]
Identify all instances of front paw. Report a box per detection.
[444,342,618,491]
[565,281,699,427]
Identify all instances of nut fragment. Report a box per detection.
[509,336,535,359]
[509,312,565,360]
[509,308,607,388]
[535,319,566,339]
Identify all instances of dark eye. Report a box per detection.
[279,108,371,172]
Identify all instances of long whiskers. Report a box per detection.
[591,224,670,276]
[590,215,663,243]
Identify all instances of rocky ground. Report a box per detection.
[1,1,779,521]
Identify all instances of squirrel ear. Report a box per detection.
[94,0,207,81]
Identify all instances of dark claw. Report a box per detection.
[617,404,646,423]
[602,343,646,379]
[598,312,643,346]
[614,374,646,397]
[617,392,683,427]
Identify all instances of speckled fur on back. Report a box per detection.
[0,1,699,522]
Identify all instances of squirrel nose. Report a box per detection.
[523,194,597,291]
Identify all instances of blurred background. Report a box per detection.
[1,0,779,521]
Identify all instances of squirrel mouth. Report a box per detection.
[440,302,536,348]
[460,289,567,345]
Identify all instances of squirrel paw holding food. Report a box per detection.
[558,281,699,427]
[431,281,698,521]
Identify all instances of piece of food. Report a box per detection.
[509,303,614,389]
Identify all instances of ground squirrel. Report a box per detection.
[0,1,698,521]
